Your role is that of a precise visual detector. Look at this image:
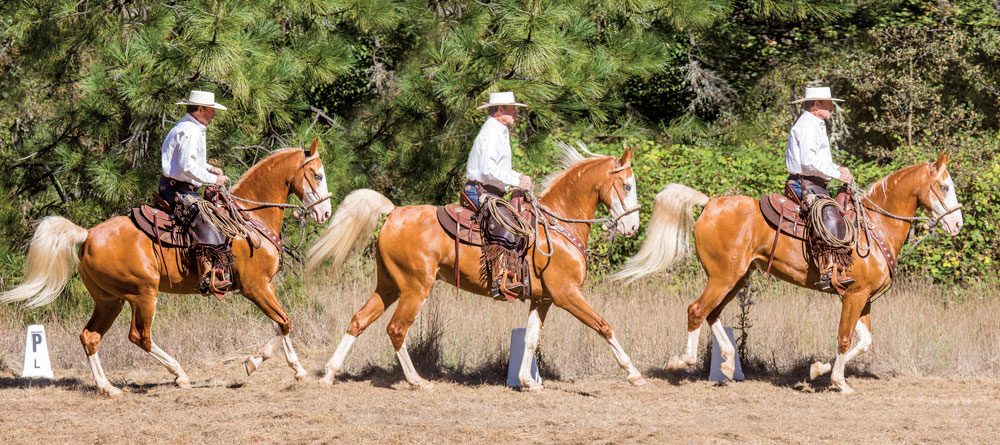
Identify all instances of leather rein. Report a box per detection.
[219,155,332,252]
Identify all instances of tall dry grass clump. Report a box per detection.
[1,258,998,382]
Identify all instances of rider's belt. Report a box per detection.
[467,180,505,197]
[160,175,197,191]
[791,174,829,189]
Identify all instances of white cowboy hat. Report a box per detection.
[476,91,527,110]
[176,90,228,110]
[790,86,844,104]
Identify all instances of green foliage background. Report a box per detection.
[0,0,998,295]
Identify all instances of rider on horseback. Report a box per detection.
[159,90,233,297]
[786,86,856,290]
[464,91,533,300]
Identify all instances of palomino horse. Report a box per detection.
[613,153,963,393]
[305,145,644,390]
[0,142,332,396]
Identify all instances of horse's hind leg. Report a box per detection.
[320,287,399,386]
[552,290,645,386]
[386,288,434,390]
[80,293,125,397]
[667,271,750,374]
[126,296,191,389]
[517,302,551,391]
[242,281,308,381]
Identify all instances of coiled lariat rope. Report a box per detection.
[806,197,856,249]
[479,195,535,238]
[217,184,332,253]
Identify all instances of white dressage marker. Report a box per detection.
[22,324,54,378]
[507,328,541,387]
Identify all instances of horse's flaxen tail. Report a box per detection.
[612,183,709,283]
[305,189,395,274]
[0,216,89,308]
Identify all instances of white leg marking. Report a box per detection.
[396,341,432,390]
[281,334,308,381]
[245,335,282,376]
[148,342,190,388]
[711,320,736,379]
[667,325,701,370]
[844,320,872,362]
[88,353,121,397]
[320,334,357,386]
[518,310,543,391]
[830,352,854,394]
[608,335,645,386]
[812,320,869,381]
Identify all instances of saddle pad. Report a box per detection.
[759,194,807,240]
[130,205,194,248]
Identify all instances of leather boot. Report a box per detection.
[195,245,234,298]
[816,264,855,291]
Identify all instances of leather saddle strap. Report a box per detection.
[152,221,172,288]
[765,210,785,277]
[455,208,462,294]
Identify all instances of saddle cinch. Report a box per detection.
[129,190,283,251]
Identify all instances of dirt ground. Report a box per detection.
[1,356,997,444]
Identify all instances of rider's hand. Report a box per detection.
[518,174,533,191]
[209,166,223,175]
[214,174,230,186]
[838,167,854,185]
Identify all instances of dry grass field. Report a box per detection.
[2,259,999,443]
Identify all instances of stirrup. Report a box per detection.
[200,268,232,299]
[491,272,523,302]
[815,270,855,291]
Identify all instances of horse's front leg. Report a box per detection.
[811,310,872,380]
[826,294,869,394]
[242,280,308,381]
[552,289,645,386]
[517,302,551,391]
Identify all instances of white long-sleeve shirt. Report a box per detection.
[161,114,217,187]
[465,117,521,190]
[785,111,843,181]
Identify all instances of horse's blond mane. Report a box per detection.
[865,162,930,201]
[539,141,613,194]
[232,147,304,189]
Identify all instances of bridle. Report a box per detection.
[527,162,639,258]
[295,153,333,214]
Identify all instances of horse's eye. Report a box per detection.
[314,174,323,181]
[941,185,949,193]
[623,183,631,192]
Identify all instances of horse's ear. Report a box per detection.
[619,145,634,166]
[934,151,950,172]
[307,138,319,157]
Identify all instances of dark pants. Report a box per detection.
[787,174,847,241]
[158,176,226,245]
[462,180,505,210]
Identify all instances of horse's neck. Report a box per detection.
[538,164,604,243]
[230,153,298,233]
[864,167,923,253]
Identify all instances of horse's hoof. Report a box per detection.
[414,380,435,391]
[720,362,735,380]
[665,355,688,370]
[294,373,308,382]
[521,381,544,392]
[809,362,832,381]
[831,381,855,394]
[318,376,334,387]
[102,387,123,398]
[627,374,647,386]
[245,357,261,376]
[175,379,192,390]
